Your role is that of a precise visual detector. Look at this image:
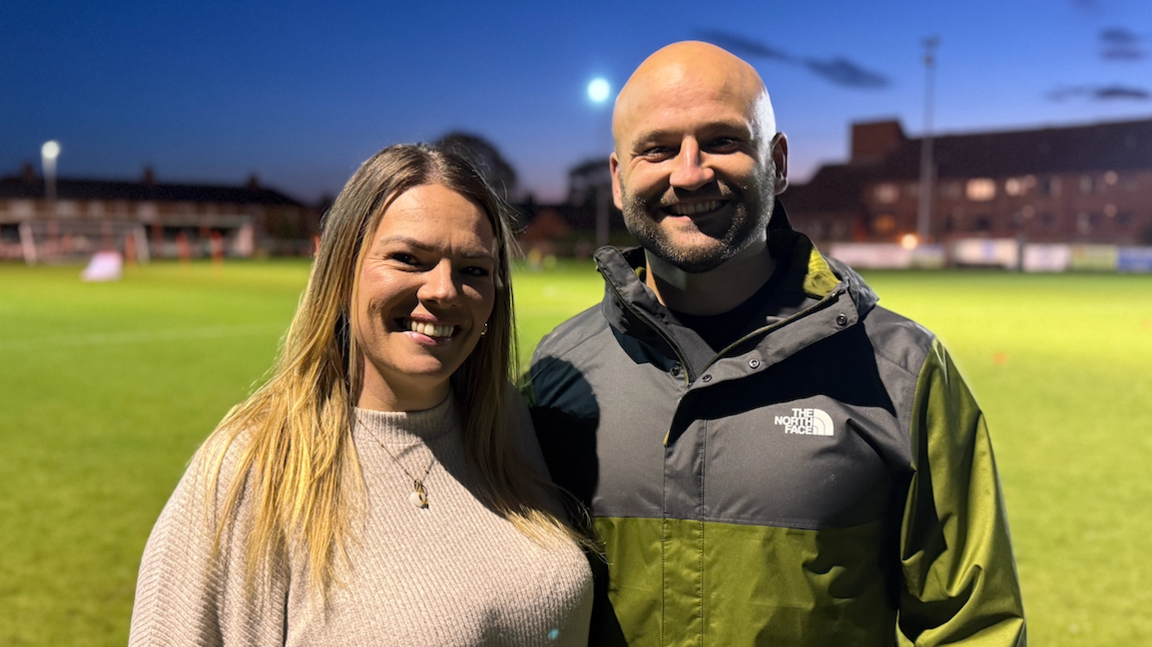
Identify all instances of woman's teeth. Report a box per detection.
[408,320,454,338]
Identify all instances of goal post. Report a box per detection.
[18,220,148,266]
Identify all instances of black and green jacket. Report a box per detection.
[525,214,1026,646]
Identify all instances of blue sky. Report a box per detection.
[2,0,1149,203]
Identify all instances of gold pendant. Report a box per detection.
[409,481,429,509]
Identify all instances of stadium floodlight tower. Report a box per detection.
[588,77,612,248]
[916,38,938,245]
[41,140,61,208]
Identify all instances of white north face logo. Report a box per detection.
[775,408,835,437]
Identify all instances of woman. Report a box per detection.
[129,144,593,646]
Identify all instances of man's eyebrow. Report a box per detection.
[631,121,753,146]
[373,235,494,261]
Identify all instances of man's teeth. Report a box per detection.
[668,201,721,216]
[408,320,454,338]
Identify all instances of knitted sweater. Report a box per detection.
[129,396,593,646]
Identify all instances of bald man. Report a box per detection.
[526,42,1025,646]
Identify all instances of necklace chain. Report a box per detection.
[377,441,437,509]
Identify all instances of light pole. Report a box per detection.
[41,140,61,208]
[916,38,938,245]
[588,78,612,248]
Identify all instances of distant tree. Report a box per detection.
[435,131,518,201]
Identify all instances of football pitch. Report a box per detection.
[1,258,1150,645]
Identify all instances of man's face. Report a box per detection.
[611,75,786,273]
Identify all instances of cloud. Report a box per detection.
[1048,84,1150,101]
[802,57,890,89]
[697,30,792,62]
[697,29,889,90]
[1100,27,1145,60]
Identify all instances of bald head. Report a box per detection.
[613,41,776,155]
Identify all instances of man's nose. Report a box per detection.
[669,139,715,190]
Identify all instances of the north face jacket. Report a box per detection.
[525,210,1026,646]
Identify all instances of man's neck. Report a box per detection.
[644,241,776,316]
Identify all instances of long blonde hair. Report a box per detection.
[201,143,577,596]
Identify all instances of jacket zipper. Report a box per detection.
[600,271,692,388]
[702,288,847,373]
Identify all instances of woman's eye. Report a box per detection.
[461,266,491,278]
[388,252,419,266]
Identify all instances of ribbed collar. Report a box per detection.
[353,396,458,446]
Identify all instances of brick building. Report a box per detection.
[0,166,319,261]
[787,117,1152,246]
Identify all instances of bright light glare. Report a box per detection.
[587,78,610,103]
[900,233,919,250]
[41,140,61,160]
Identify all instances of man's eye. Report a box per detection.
[707,138,739,152]
[639,146,673,159]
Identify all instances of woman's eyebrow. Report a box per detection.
[374,235,493,261]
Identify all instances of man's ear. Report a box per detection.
[609,153,624,210]
[771,133,789,194]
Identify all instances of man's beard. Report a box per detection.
[618,168,775,274]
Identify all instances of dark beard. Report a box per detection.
[618,170,775,274]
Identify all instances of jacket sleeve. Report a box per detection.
[898,339,1026,646]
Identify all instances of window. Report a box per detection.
[1037,177,1061,197]
[940,181,963,199]
[1079,175,1097,195]
[1077,212,1091,234]
[966,178,996,201]
[873,214,896,233]
[1005,176,1035,197]
[874,184,898,204]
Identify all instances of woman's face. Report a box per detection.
[352,183,497,411]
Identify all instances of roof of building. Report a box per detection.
[782,163,870,214]
[0,174,303,206]
[872,116,1152,179]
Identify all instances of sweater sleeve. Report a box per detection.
[128,444,288,647]
[898,339,1026,646]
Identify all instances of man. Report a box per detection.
[525,41,1026,645]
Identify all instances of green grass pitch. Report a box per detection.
[1,258,1150,645]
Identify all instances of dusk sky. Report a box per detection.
[3,0,1150,204]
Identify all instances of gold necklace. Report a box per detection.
[378,441,437,509]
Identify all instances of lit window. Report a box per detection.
[874,184,898,204]
[1105,204,1117,218]
[966,178,996,201]
[1005,178,1025,196]
[1104,171,1118,186]
[873,214,896,233]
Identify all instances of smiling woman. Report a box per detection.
[127,144,593,646]
[354,183,497,412]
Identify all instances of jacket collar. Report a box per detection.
[593,199,878,340]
